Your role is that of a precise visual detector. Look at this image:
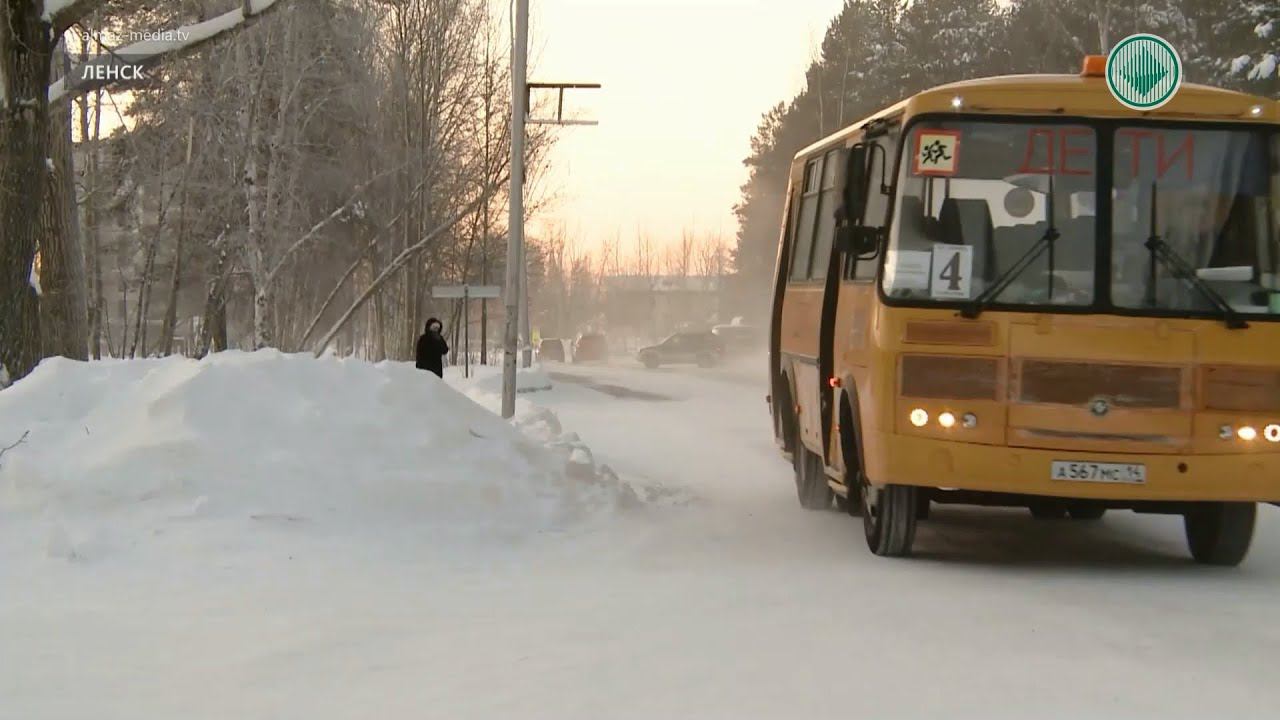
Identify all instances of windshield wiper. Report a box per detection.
[1142,183,1248,330]
[961,176,1058,319]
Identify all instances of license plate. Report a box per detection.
[1051,461,1146,484]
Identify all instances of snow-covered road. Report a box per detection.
[5,354,1279,719]
[459,357,1280,719]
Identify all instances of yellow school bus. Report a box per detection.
[768,57,1280,563]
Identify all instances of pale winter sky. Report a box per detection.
[528,0,846,255]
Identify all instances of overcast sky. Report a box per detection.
[529,0,846,254]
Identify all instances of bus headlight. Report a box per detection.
[1266,424,1280,443]
[1238,426,1259,442]
[909,408,929,428]
[962,413,979,429]
[1219,425,1235,440]
[938,412,957,429]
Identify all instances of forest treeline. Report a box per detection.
[2,0,551,384]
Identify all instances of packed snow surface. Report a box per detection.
[0,352,629,558]
[4,352,1280,719]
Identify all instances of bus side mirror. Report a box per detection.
[843,143,870,224]
[836,226,881,256]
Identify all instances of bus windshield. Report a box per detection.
[884,121,1098,307]
[884,120,1280,318]
[1112,127,1280,315]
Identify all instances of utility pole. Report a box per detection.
[501,0,599,417]
[502,0,529,419]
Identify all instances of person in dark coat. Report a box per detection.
[416,318,448,377]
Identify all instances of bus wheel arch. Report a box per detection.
[843,387,918,556]
[837,387,865,517]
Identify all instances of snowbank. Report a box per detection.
[451,364,630,493]
[0,351,632,561]
[458,362,552,394]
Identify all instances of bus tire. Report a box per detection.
[1029,501,1067,519]
[861,477,918,557]
[641,353,660,369]
[777,380,795,454]
[1185,502,1255,566]
[794,446,833,511]
[1068,504,1106,520]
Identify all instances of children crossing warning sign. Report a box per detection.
[913,130,961,176]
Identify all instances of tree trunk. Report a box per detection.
[196,240,230,358]
[160,118,196,356]
[237,39,270,350]
[130,204,163,358]
[38,43,88,362]
[0,1,55,382]
[80,84,105,359]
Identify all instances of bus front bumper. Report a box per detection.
[872,433,1280,503]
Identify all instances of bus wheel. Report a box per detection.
[861,476,918,557]
[1067,504,1106,520]
[1184,502,1256,566]
[792,428,832,511]
[1029,501,1067,520]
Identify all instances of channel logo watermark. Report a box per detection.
[64,54,155,89]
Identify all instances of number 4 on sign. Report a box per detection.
[930,245,973,299]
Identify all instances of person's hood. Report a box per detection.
[424,317,442,333]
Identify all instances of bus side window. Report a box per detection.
[789,158,823,282]
[810,149,843,281]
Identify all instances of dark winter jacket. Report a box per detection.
[416,318,449,377]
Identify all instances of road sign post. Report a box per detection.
[433,285,500,380]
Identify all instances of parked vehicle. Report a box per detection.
[538,338,566,363]
[573,333,609,363]
[711,324,760,352]
[638,331,724,369]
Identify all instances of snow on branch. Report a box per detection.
[48,0,287,103]
[264,163,408,287]
[43,0,105,32]
[312,178,508,356]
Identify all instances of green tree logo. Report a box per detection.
[1106,34,1182,111]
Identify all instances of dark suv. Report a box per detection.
[637,332,724,369]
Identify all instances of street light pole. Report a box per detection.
[501,0,529,419]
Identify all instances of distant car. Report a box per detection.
[638,331,724,369]
[538,338,565,363]
[573,333,609,363]
[711,324,760,352]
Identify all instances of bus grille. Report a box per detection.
[1203,366,1280,412]
[900,355,999,401]
[1016,360,1183,409]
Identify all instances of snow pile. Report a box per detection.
[462,362,553,394]
[0,351,632,560]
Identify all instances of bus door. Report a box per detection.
[780,152,839,456]
[827,128,898,474]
